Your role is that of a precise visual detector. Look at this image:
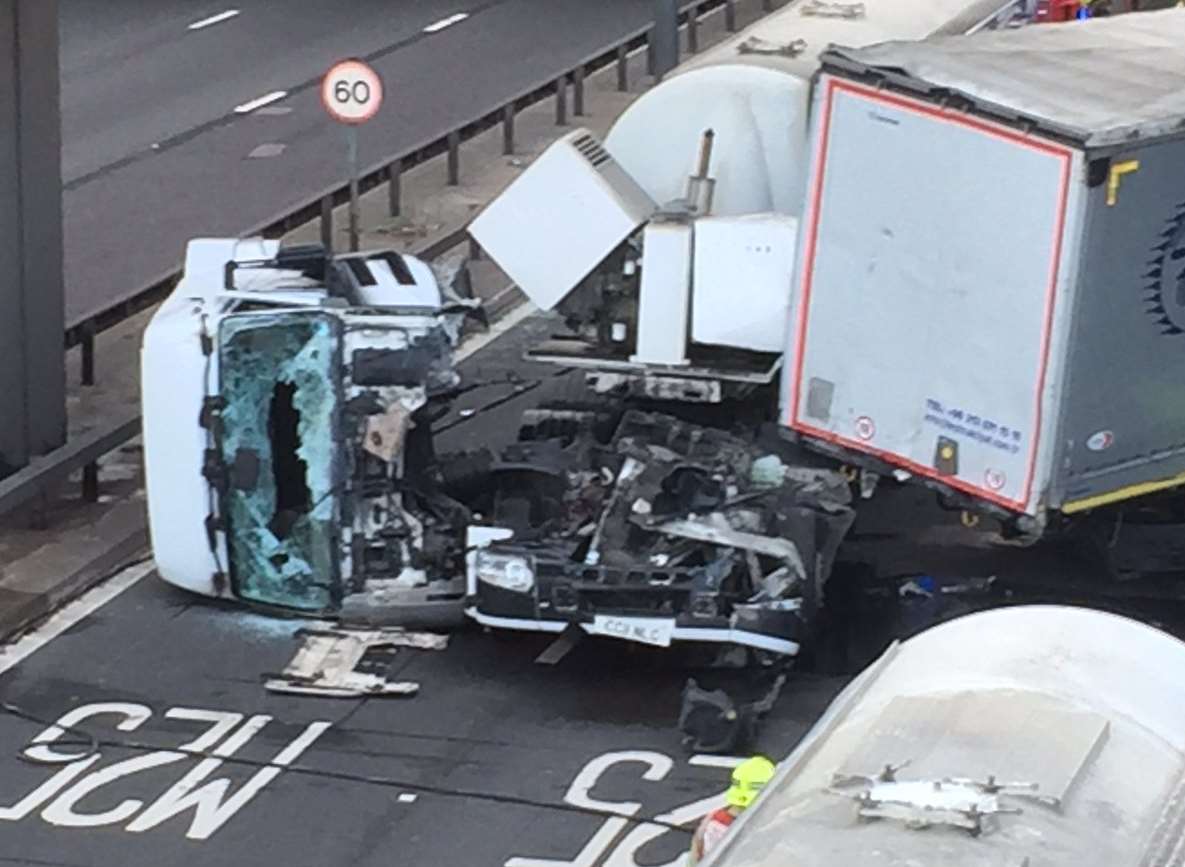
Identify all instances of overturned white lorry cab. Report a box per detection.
[142,238,484,619]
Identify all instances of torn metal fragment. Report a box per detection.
[264,626,446,698]
[652,513,808,580]
[363,403,413,463]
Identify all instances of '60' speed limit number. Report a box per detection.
[321,59,383,124]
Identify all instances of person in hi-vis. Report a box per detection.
[688,756,775,865]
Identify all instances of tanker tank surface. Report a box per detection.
[603,0,1021,218]
[705,605,1185,866]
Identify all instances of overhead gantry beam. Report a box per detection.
[0,0,65,476]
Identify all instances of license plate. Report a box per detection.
[589,615,675,647]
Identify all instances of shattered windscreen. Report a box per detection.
[218,311,341,611]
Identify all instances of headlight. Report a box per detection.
[475,551,534,593]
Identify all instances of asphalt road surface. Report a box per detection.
[59,0,661,325]
[0,569,851,867]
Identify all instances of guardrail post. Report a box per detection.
[646,31,656,76]
[616,45,628,91]
[726,0,737,30]
[447,131,461,185]
[387,159,402,217]
[573,64,585,116]
[348,169,360,253]
[502,104,515,155]
[652,0,678,80]
[80,324,95,386]
[320,194,333,251]
[81,461,98,502]
[688,3,700,53]
[555,75,567,125]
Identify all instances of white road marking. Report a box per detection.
[188,9,240,31]
[247,143,286,159]
[423,12,469,32]
[455,300,535,361]
[3,702,333,839]
[0,561,154,676]
[688,755,745,768]
[233,91,288,114]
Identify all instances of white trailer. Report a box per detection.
[786,9,1185,538]
[703,605,1185,866]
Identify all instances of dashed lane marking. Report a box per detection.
[188,9,241,31]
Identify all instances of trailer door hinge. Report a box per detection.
[1106,160,1139,206]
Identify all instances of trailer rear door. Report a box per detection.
[787,77,1075,514]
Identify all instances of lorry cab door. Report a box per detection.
[216,310,343,612]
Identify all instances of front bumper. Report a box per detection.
[466,551,807,655]
[465,607,801,655]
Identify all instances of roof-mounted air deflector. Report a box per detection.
[223,243,330,290]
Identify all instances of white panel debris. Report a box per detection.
[265,627,447,698]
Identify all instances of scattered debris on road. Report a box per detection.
[264,626,447,697]
[678,673,787,754]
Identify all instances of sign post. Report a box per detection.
[321,59,384,252]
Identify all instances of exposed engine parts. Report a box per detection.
[465,409,857,657]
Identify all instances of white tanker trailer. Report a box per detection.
[704,605,1185,866]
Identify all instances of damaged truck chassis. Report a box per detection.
[464,407,856,657]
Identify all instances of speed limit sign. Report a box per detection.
[321,59,383,124]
